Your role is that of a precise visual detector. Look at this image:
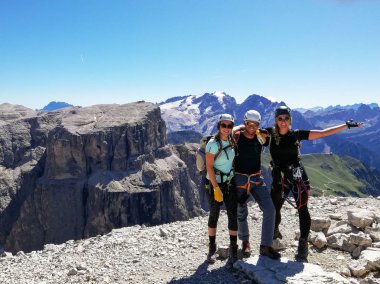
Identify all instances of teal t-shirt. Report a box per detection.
[205,138,235,183]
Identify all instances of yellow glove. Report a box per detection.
[214,186,223,202]
[256,130,266,145]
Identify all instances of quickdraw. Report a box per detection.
[235,171,263,194]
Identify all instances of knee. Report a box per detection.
[237,211,248,222]
[298,207,310,219]
[208,213,219,228]
[228,219,238,231]
[208,205,220,228]
[228,209,238,231]
[263,201,275,217]
[265,195,275,210]
[237,205,248,219]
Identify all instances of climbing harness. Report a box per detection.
[280,165,309,209]
[235,171,263,194]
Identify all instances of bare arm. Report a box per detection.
[308,122,364,140]
[206,152,218,188]
[232,124,245,133]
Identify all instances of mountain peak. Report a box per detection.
[41,101,74,111]
[212,90,227,103]
[243,94,281,105]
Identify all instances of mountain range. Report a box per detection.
[295,103,379,114]
[160,92,380,171]
[39,97,380,171]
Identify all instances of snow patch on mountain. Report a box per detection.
[265,96,279,103]
[213,91,227,107]
[160,98,201,132]
[160,91,236,134]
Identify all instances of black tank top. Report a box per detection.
[234,132,264,174]
[267,128,310,169]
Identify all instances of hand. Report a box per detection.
[258,128,269,136]
[213,186,223,202]
[256,130,266,145]
[346,119,363,128]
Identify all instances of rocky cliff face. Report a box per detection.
[0,102,202,253]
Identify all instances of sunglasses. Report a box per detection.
[276,116,290,122]
[245,121,259,127]
[220,123,233,129]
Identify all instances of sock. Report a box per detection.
[230,235,237,246]
[209,235,216,245]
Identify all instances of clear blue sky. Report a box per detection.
[1,0,379,110]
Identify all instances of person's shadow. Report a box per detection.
[237,255,306,283]
[167,260,240,284]
[167,255,306,284]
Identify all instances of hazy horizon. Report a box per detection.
[2,92,378,112]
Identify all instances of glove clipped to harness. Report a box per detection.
[213,186,223,202]
[346,119,360,128]
[256,129,268,145]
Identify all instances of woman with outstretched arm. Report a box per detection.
[267,106,363,262]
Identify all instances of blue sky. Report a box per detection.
[0,0,379,110]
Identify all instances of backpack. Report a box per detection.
[196,135,232,175]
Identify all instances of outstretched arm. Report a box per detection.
[308,121,364,140]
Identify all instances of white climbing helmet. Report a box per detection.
[218,113,234,124]
[244,110,261,123]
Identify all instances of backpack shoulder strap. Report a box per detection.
[233,130,241,143]
[213,136,224,159]
[213,136,233,161]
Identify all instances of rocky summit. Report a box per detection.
[1,196,380,283]
[2,102,380,283]
[0,102,202,253]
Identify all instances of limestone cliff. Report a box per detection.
[0,102,202,253]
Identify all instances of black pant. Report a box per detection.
[206,180,238,231]
[271,165,311,239]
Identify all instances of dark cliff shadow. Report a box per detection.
[0,151,46,253]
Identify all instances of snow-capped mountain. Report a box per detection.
[160,91,237,134]
[160,91,314,134]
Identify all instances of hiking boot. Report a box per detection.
[226,244,238,269]
[273,227,283,240]
[295,238,308,262]
[260,245,281,260]
[207,243,217,264]
[242,240,251,257]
